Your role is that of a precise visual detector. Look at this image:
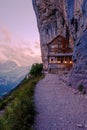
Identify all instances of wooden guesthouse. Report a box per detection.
[47,35,73,73]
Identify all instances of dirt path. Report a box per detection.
[34,73,87,130]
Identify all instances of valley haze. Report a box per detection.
[0,61,30,97]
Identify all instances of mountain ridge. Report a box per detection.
[0,60,30,97]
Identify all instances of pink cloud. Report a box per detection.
[0,25,42,66]
[0,42,42,66]
[34,41,40,48]
[1,26,11,43]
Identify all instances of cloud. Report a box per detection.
[0,50,7,61]
[0,41,42,66]
[1,26,11,43]
[34,41,40,48]
[0,26,42,66]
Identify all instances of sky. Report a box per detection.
[0,0,41,66]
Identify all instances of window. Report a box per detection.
[58,42,62,49]
[57,57,61,63]
[51,45,55,48]
[57,57,60,61]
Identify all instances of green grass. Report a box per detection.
[78,84,84,92]
[78,84,86,95]
[0,74,44,130]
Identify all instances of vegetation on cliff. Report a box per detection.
[0,63,43,130]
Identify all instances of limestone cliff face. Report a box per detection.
[32,0,70,65]
[69,0,87,89]
[33,0,87,89]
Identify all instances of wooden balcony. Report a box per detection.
[48,52,73,57]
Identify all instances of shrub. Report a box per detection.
[70,17,78,32]
[71,17,74,25]
[0,79,36,130]
[75,19,78,32]
[62,17,65,27]
[78,84,84,92]
[30,63,43,76]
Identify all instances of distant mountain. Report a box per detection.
[0,61,18,73]
[0,61,30,97]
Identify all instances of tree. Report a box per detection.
[30,63,43,76]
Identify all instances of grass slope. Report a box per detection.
[0,74,43,130]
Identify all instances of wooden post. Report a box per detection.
[64,56,65,63]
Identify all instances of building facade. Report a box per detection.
[46,35,73,73]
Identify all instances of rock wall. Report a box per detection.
[69,0,87,90]
[32,0,70,69]
[33,0,87,89]
[70,31,87,90]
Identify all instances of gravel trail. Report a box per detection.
[34,73,87,130]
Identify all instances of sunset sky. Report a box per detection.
[0,0,41,66]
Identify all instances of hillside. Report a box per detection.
[0,63,43,130]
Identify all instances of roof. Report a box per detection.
[47,35,68,45]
